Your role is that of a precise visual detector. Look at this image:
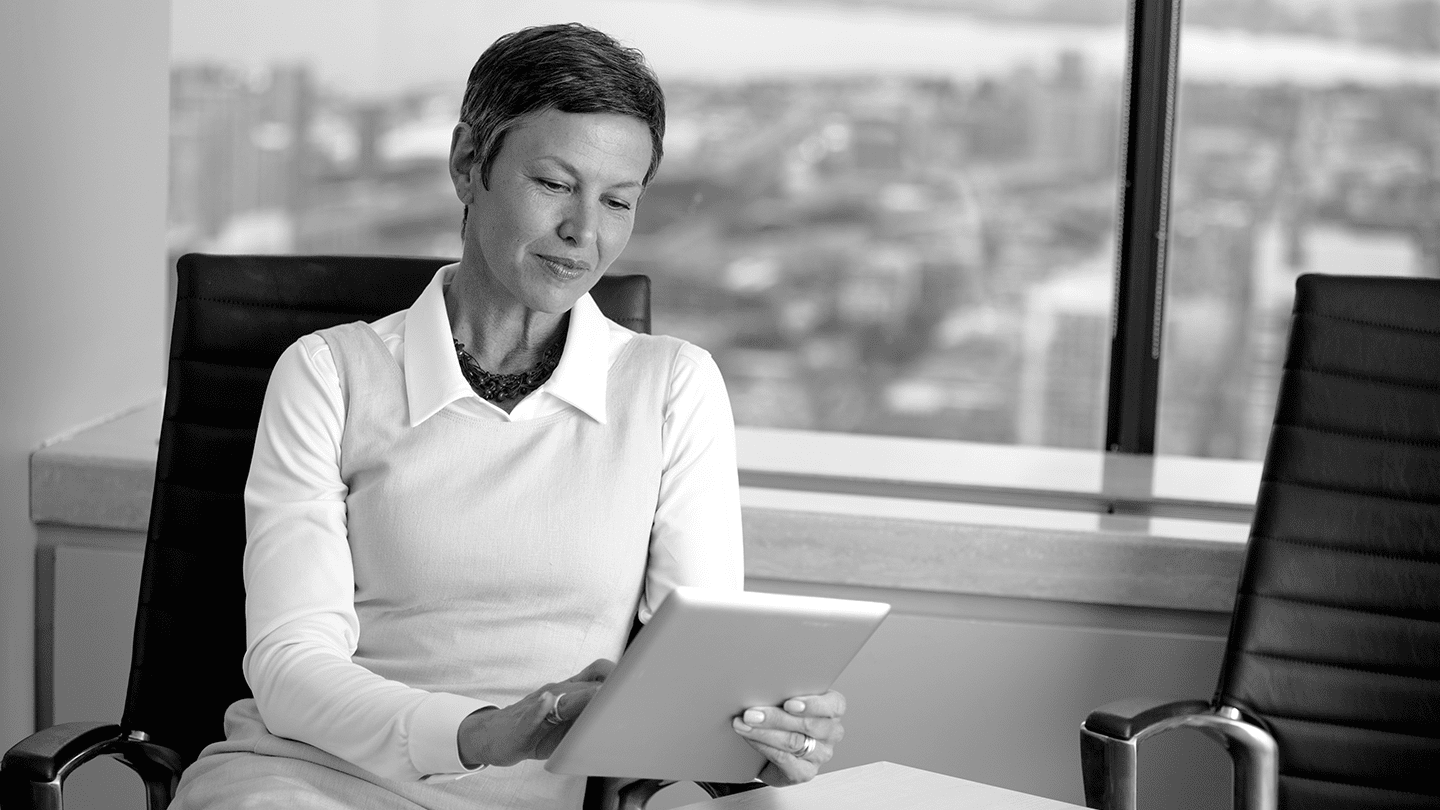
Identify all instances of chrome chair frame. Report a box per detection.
[1080,698,1278,810]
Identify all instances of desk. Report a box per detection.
[672,762,1087,809]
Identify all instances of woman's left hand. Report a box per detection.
[731,690,846,787]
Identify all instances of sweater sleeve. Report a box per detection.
[242,335,492,782]
[639,342,745,623]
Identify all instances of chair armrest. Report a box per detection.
[1080,699,1277,810]
[698,780,767,799]
[3,722,125,783]
[585,777,673,810]
[615,778,672,810]
[1083,697,1212,741]
[2,722,184,810]
[583,777,766,809]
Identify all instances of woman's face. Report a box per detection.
[453,109,652,315]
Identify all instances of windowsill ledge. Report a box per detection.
[30,400,162,534]
[743,490,1244,614]
[30,401,1251,615]
[737,427,1262,523]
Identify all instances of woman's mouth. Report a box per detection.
[536,254,592,281]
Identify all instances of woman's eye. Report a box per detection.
[605,198,633,212]
[537,178,569,192]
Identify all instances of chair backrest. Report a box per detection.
[122,253,651,765]
[1215,274,1440,808]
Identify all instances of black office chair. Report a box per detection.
[1080,274,1440,810]
[0,253,687,810]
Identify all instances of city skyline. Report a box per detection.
[174,0,1440,99]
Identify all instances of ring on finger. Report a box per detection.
[545,692,567,725]
[792,735,817,758]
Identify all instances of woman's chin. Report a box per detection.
[526,273,601,312]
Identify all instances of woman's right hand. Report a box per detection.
[457,658,614,768]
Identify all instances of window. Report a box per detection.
[171,0,1428,472]
[169,0,1127,451]
[1160,0,1440,459]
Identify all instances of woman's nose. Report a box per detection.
[557,200,597,247]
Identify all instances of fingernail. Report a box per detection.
[784,699,806,714]
[743,709,765,725]
[733,717,752,732]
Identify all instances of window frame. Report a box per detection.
[1107,0,1183,455]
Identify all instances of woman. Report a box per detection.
[172,23,845,810]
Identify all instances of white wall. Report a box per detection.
[0,0,169,748]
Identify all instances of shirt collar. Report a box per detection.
[402,264,612,426]
[543,293,610,424]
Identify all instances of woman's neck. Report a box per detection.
[444,266,567,375]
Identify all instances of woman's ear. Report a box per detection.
[450,122,478,203]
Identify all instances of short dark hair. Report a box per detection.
[459,23,666,188]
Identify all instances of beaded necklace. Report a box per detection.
[453,328,567,403]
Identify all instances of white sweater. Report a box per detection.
[237,266,743,807]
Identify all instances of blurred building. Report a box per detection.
[1029,51,1118,179]
[1016,261,1110,448]
[169,63,318,254]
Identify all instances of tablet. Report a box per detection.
[544,586,890,783]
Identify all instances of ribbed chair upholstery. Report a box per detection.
[1,253,655,810]
[1081,273,1440,810]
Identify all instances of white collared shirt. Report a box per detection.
[241,264,742,782]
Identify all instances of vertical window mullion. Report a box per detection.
[1106,0,1183,454]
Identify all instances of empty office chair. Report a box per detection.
[0,253,681,810]
[1080,274,1440,810]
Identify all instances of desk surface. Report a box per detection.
[671,762,1087,809]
